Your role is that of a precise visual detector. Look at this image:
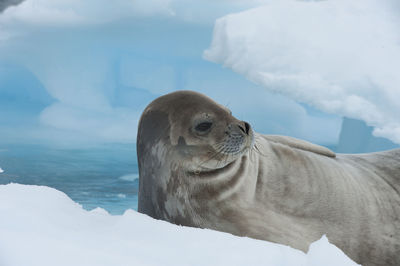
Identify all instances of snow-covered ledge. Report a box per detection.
[0,184,358,266]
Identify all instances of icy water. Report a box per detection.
[0,143,138,215]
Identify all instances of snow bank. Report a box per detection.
[0,184,358,266]
[204,0,400,144]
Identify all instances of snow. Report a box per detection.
[204,0,400,144]
[0,183,358,266]
[0,167,3,173]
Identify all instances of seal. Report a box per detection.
[137,90,400,266]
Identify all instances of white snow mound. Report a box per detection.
[0,183,359,266]
[204,0,400,144]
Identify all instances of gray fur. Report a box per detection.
[137,91,400,266]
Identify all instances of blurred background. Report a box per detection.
[0,0,399,214]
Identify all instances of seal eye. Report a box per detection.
[195,122,213,132]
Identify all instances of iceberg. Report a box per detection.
[0,0,343,146]
[205,0,400,144]
[0,183,358,266]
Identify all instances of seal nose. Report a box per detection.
[244,122,250,135]
[238,121,251,135]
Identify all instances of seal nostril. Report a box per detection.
[238,125,246,134]
[244,122,250,135]
[238,122,250,135]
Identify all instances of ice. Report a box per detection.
[0,0,345,147]
[205,0,400,144]
[0,167,3,173]
[118,173,138,182]
[0,183,359,266]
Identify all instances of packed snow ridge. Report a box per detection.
[205,0,400,144]
[0,184,358,266]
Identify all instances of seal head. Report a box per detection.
[137,90,253,223]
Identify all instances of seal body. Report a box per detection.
[137,90,400,266]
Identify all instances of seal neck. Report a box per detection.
[186,154,246,180]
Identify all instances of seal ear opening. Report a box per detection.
[177,136,187,147]
[170,125,181,146]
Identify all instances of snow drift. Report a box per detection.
[0,184,358,266]
[204,0,400,144]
